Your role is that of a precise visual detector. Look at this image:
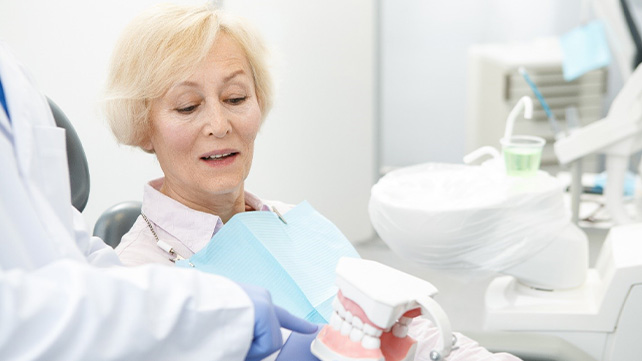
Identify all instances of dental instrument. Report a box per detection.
[518,67,563,139]
[310,257,453,361]
[500,96,546,177]
[463,96,535,169]
[503,95,533,141]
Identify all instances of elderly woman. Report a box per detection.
[105,3,292,266]
[104,3,521,361]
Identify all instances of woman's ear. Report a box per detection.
[141,136,154,152]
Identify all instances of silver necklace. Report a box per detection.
[140,212,189,264]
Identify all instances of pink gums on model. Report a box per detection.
[315,291,419,361]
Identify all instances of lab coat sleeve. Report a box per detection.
[71,207,124,267]
[0,259,255,361]
[409,318,522,361]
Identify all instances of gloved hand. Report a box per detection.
[240,283,318,361]
[275,326,322,361]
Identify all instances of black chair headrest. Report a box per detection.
[49,98,90,212]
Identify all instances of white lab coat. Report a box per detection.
[0,41,255,360]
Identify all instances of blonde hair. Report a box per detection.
[103,3,273,151]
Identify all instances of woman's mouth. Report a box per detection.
[200,151,239,167]
[201,152,237,160]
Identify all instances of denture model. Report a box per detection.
[310,257,453,361]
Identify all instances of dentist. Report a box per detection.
[0,39,316,361]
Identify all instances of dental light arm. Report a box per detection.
[555,63,642,224]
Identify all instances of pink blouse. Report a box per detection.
[115,178,292,266]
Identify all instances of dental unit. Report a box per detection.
[311,257,454,361]
[369,60,642,360]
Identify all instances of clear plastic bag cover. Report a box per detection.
[369,163,569,271]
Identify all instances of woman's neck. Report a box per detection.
[159,179,246,223]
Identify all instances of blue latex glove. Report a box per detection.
[240,283,318,361]
[275,326,322,361]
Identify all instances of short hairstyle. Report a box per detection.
[103,3,273,151]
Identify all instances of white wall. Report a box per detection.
[224,1,377,242]
[380,0,586,167]
[0,0,376,242]
[0,0,171,233]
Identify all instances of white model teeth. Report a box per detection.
[333,297,346,317]
[330,312,343,331]
[392,323,409,338]
[363,323,383,337]
[350,328,364,342]
[345,311,354,323]
[331,296,387,351]
[399,316,413,326]
[351,316,364,329]
[341,320,352,335]
[362,335,381,349]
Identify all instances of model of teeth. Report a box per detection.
[311,257,453,361]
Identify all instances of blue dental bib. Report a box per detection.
[176,201,360,323]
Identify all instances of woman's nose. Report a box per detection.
[202,103,231,138]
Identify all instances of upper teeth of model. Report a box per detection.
[330,297,409,350]
[206,153,232,159]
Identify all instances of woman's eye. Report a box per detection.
[227,97,247,105]
[176,104,198,114]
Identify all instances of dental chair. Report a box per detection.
[50,98,90,212]
[93,201,141,248]
[51,97,140,248]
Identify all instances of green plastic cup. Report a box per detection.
[500,135,545,177]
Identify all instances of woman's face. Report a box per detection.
[146,33,262,208]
